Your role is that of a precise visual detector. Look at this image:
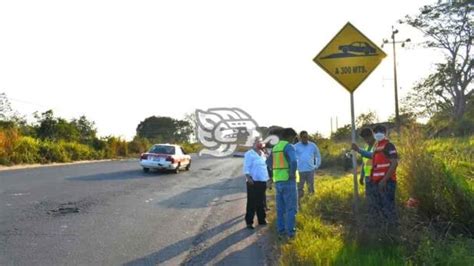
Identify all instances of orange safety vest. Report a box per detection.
[370,138,397,182]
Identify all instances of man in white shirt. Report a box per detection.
[243,138,269,229]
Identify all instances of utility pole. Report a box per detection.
[330,117,333,134]
[382,26,410,135]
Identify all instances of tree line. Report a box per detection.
[0,95,198,165]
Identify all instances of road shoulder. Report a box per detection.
[0,158,136,172]
[181,168,274,265]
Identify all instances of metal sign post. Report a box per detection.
[350,92,359,211]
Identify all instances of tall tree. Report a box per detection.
[331,124,352,141]
[356,110,379,128]
[174,119,194,143]
[0,93,13,121]
[183,112,197,142]
[0,93,24,124]
[388,107,418,128]
[71,116,97,145]
[402,2,473,121]
[136,116,192,143]
[34,110,79,142]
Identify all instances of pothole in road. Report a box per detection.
[47,202,80,216]
[199,167,212,171]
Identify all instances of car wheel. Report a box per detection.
[185,161,191,171]
[143,167,150,173]
[174,163,181,174]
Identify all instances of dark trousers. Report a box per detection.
[245,181,267,225]
[366,179,398,225]
[379,180,397,223]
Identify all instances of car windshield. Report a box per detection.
[149,145,175,154]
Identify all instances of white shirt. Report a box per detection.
[243,149,269,182]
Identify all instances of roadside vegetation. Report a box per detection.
[0,95,201,166]
[275,132,474,265]
[0,116,134,165]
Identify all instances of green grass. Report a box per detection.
[334,244,406,266]
[426,137,474,186]
[264,134,473,265]
[271,167,474,266]
[277,171,408,265]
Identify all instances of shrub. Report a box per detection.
[398,130,474,233]
[38,141,70,163]
[181,142,202,154]
[61,142,94,161]
[413,233,474,265]
[316,139,350,169]
[93,149,106,160]
[128,137,151,155]
[0,127,20,165]
[10,136,40,164]
[427,137,474,181]
[104,136,128,158]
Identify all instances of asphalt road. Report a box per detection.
[0,157,270,266]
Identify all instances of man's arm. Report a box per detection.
[359,149,373,158]
[351,143,373,158]
[351,143,370,185]
[314,143,322,169]
[243,152,251,174]
[380,158,398,188]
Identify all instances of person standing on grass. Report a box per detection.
[267,128,298,238]
[353,125,399,223]
[295,131,321,202]
[371,124,399,224]
[243,138,269,229]
[351,127,377,217]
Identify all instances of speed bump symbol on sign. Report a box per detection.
[313,22,386,93]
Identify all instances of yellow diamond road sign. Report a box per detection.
[314,22,386,93]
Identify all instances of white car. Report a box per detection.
[139,144,191,173]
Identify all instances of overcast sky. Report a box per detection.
[1,0,439,140]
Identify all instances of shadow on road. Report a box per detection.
[184,227,256,265]
[124,215,246,266]
[155,175,245,209]
[67,169,167,181]
[215,241,262,266]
